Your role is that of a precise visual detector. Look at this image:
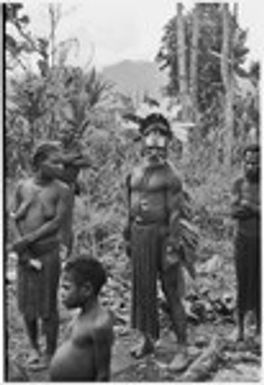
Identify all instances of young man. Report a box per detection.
[231,143,261,341]
[124,112,197,371]
[49,256,114,382]
[10,141,70,369]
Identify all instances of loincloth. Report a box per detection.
[234,233,260,312]
[17,239,60,320]
[130,222,184,339]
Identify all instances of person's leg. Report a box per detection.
[236,306,245,341]
[161,265,188,371]
[28,311,59,371]
[130,333,154,358]
[43,311,59,360]
[161,265,187,343]
[234,243,245,341]
[24,316,39,351]
[23,316,40,364]
[129,224,158,358]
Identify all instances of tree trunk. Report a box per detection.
[49,4,56,69]
[176,3,189,121]
[0,4,2,124]
[189,4,199,122]
[49,4,59,139]
[221,4,233,169]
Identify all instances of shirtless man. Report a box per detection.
[231,144,261,342]
[124,112,198,371]
[10,141,69,369]
[49,256,114,382]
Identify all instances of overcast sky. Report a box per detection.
[22,0,263,70]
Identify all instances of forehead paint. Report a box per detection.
[144,122,169,136]
[145,134,167,148]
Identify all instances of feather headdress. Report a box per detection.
[122,96,195,143]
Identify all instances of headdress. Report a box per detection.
[122,96,195,143]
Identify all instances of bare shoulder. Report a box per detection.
[53,179,71,195]
[94,308,114,340]
[232,175,244,192]
[16,177,35,194]
[96,307,113,330]
[130,163,146,178]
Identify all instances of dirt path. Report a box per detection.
[6,245,261,382]
[8,314,260,382]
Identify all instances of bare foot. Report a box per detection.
[130,337,154,359]
[26,349,41,367]
[168,346,189,372]
[28,354,50,371]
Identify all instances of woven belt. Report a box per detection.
[133,216,166,226]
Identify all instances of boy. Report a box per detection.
[49,256,114,382]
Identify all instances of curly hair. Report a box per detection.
[32,141,61,170]
[64,256,107,295]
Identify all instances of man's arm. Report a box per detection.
[164,167,199,278]
[9,183,23,238]
[12,183,69,252]
[240,199,260,216]
[94,315,114,381]
[165,170,183,250]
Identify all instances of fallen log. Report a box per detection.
[180,336,224,382]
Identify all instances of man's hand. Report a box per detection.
[232,201,256,219]
[241,199,260,214]
[29,259,42,271]
[59,244,69,261]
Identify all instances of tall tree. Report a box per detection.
[156,3,249,137]
[176,3,189,120]
[221,3,234,168]
[189,4,200,121]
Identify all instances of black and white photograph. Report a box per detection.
[3,0,262,382]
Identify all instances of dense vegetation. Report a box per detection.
[5,3,261,381]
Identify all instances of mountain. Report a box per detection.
[102,60,168,101]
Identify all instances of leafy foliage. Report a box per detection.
[156,3,259,162]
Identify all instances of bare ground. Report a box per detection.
[5,237,261,382]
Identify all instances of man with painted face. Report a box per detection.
[231,143,261,342]
[124,112,196,371]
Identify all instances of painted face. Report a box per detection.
[143,124,169,163]
[60,272,84,309]
[244,150,260,181]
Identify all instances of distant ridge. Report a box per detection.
[102,60,168,101]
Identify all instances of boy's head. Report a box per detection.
[60,256,107,309]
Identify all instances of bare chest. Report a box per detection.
[20,183,58,228]
[130,167,168,192]
[240,180,259,204]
